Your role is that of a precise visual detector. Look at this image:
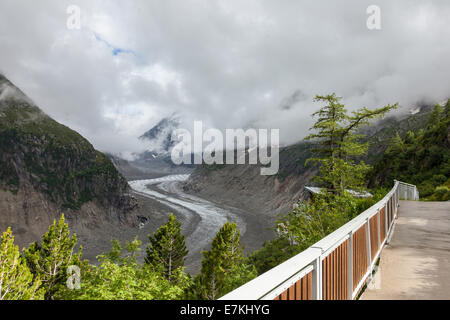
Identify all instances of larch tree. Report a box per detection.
[427,103,444,129]
[0,228,44,300]
[60,238,191,300]
[145,213,188,283]
[191,222,256,300]
[23,214,82,300]
[305,93,397,194]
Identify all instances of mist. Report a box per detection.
[0,0,449,155]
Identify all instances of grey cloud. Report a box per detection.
[0,0,449,152]
[280,90,308,111]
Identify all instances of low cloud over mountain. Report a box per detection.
[1,0,449,156]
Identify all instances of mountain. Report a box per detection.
[115,114,194,177]
[0,74,138,253]
[139,114,180,155]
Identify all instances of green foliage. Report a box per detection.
[278,194,351,248]
[427,103,444,129]
[370,100,450,200]
[1,213,195,300]
[247,237,298,275]
[429,185,450,201]
[0,228,44,300]
[305,93,397,194]
[386,133,405,155]
[190,222,257,300]
[60,238,191,300]
[248,190,386,275]
[23,215,82,300]
[145,214,188,283]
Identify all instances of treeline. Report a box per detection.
[370,100,450,201]
[0,214,257,300]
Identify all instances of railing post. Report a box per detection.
[394,189,397,220]
[312,256,322,300]
[384,202,388,240]
[366,218,372,268]
[348,232,353,300]
[377,208,381,248]
[396,187,399,215]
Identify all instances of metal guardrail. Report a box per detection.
[220,180,419,300]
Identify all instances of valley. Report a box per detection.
[128,174,274,273]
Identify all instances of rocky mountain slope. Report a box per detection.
[0,74,138,254]
[182,143,316,227]
[139,114,180,154]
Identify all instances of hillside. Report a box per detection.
[182,142,316,226]
[0,74,138,254]
[370,101,450,199]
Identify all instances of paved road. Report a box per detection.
[363,200,450,300]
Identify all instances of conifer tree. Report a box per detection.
[427,103,444,129]
[305,93,397,194]
[0,228,44,300]
[145,213,188,283]
[387,132,405,155]
[444,99,450,118]
[191,222,256,300]
[60,238,191,300]
[23,214,82,299]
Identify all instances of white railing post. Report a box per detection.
[312,256,322,300]
[348,232,353,300]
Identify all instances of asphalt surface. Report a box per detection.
[363,200,450,300]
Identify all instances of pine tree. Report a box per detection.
[145,213,188,283]
[0,228,44,300]
[427,103,444,129]
[387,132,405,155]
[23,214,82,299]
[191,222,256,300]
[444,99,450,118]
[305,93,397,194]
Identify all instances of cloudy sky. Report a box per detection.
[1,0,449,156]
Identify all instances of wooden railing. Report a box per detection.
[220,180,419,300]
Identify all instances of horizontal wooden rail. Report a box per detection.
[220,180,419,300]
